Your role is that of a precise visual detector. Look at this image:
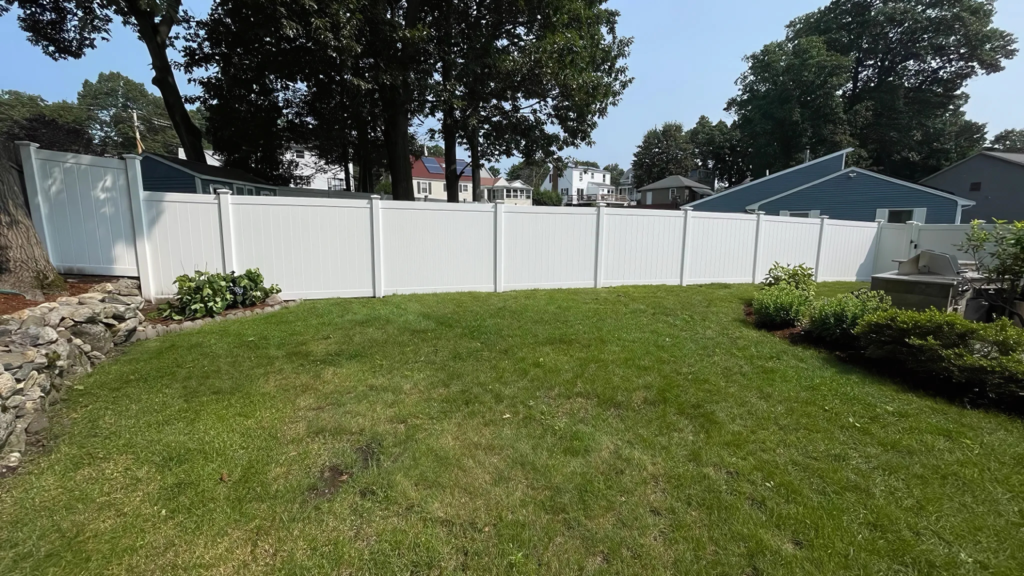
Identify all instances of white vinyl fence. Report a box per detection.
[17,143,976,303]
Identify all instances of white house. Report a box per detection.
[617,167,638,202]
[546,165,629,206]
[486,178,534,205]
[178,145,352,191]
[411,156,496,201]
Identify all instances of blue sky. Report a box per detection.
[2,0,1022,173]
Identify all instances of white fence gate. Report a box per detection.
[17,143,980,303]
[19,143,140,276]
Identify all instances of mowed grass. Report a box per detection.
[2,283,1024,575]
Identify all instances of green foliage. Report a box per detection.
[806,289,891,348]
[958,220,1024,307]
[856,308,1024,396]
[762,262,817,295]
[77,71,182,155]
[506,158,550,192]
[374,179,393,196]
[752,284,812,330]
[158,269,281,320]
[532,189,562,206]
[0,90,95,153]
[991,129,1024,153]
[575,160,600,169]
[632,122,695,188]
[687,115,749,187]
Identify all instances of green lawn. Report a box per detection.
[2,283,1024,575]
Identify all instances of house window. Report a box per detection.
[887,209,914,224]
[969,182,982,192]
[233,185,245,196]
[669,188,677,198]
[261,190,275,197]
[327,178,344,191]
[294,149,305,159]
[461,184,469,194]
[418,181,429,195]
[788,211,811,218]
[602,174,606,183]
[246,186,256,196]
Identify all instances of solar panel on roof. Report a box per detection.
[422,157,444,174]
[456,160,470,175]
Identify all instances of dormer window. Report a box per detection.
[294,149,305,159]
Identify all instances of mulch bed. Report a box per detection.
[0,275,124,317]
[742,304,802,340]
[140,301,280,326]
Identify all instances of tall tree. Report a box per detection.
[506,158,549,192]
[77,71,181,155]
[687,116,750,188]
[2,0,208,163]
[0,90,95,153]
[576,160,600,169]
[631,122,694,188]
[782,0,1018,179]
[727,37,855,179]
[991,129,1024,153]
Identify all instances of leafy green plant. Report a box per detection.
[762,262,816,295]
[805,289,891,349]
[158,270,233,320]
[158,268,281,320]
[752,284,812,330]
[856,308,1024,397]
[958,220,1024,313]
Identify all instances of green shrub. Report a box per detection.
[805,289,891,348]
[856,308,1024,396]
[752,284,812,330]
[762,262,816,295]
[159,268,281,320]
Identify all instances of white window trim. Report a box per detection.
[875,208,926,224]
[780,210,820,218]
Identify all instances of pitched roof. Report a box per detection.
[747,167,976,211]
[638,174,711,191]
[410,156,496,186]
[145,152,271,186]
[921,151,1024,183]
[688,148,853,208]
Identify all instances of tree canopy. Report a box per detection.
[602,163,624,187]
[631,122,694,189]
[726,0,1018,181]
[2,0,209,163]
[991,129,1024,153]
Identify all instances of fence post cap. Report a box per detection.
[680,206,694,211]
[494,199,505,204]
[597,202,607,207]
[754,211,765,215]
[818,215,830,220]
[215,188,232,195]
[122,154,142,160]
[875,219,886,223]
[370,194,381,199]
[14,141,40,149]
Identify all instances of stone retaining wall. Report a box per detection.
[0,279,294,476]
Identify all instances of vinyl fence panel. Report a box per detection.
[686,212,758,284]
[20,145,139,276]
[380,202,495,295]
[142,192,223,297]
[230,196,375,300]
[817,220,880,281]
[602,208,685,286]
[503,206,599,290]
[756,215,821,280]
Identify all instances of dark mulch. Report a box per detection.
[140,301,279,326]
[0,276,124,317]
[742,304,802,339]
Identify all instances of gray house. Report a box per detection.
[140,153,278,196]
[920,152,1024,222]
[688,149,974,224]
[635,175,711,209]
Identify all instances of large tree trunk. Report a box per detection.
[127,1,206,164]
[469,123,483,202]
[382,101,414,201]
[342,141,352,192]
[443,103,460,203]
[0,143,62,301]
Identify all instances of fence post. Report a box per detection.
[751,211,765,283]
[907,221,921,258]
[370,195,384,298]
[494,201,504,293]
[871,219,886,275]
[216,189,235,273]
[814,215,830,282]
[680,207,693,286]
[123,155,155,302]
[15,142,51,258]
[595,203,607,288]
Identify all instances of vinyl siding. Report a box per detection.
[921,154,1024,222]
[141,156,197,193]
[691,153,846,213]
[759,171,961,223]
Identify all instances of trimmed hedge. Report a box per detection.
[805,289,891,349]
[856,308,1024,396]
[751,284,812,330]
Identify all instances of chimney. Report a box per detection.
[805,148,810,163]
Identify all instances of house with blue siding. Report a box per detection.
[140,153,279,196]
[687,149,974,224]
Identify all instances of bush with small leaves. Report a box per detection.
[752,284,812,330]
[805,289,891,349]
[856,308,1024,397]
[159,268,281,320]
[762,262,816,295]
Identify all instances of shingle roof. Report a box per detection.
[146,152,271,186]
[638,174,711,192]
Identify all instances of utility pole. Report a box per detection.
[132,110,144,154]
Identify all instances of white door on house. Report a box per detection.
[645,191,653,205]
